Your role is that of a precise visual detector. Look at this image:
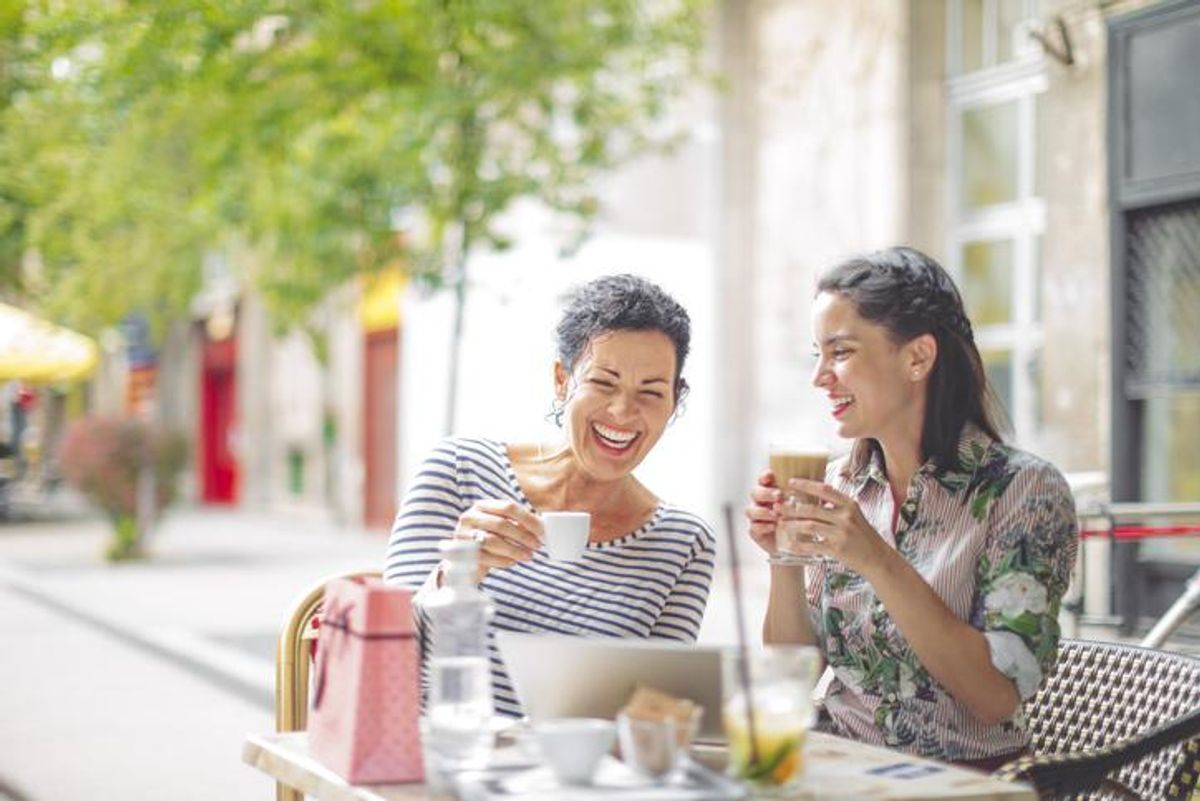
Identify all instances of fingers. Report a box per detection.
[459,500,542,552]
[470,527,532,568]
[750,470,782,510]
[778,497,837,525]
[454,500,544,576]
[743,498,778,554]
[473,499,545,548]
[787,478,852,510]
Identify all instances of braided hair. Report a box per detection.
[817,246,1004,472]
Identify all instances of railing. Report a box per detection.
[1069,501,1200,647]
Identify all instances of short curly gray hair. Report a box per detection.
[555,274,691,401]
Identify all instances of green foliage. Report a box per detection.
[0,0,709,335]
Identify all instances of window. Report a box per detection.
[946,0,1045,444]
[1126,198,1200,504]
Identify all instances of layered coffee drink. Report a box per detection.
[768,449,829,561]
[768,451,829,491]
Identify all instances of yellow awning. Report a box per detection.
[0,302,99,383]
[358,268,406,333]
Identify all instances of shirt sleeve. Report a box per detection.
[384,439,467,588]
[972,461,1079,700]
[649,519,717,642]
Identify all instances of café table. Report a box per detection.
[243,729,1037,801]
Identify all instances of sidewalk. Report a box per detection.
[0,505,387,801]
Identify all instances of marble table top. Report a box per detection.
[243,730,1037,801]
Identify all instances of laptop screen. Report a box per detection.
[496,632,726,740]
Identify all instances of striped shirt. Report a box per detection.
[809,425,1078,762]
[384,437,717,718]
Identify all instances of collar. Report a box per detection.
[845,423,996,492]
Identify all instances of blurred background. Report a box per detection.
[2,1,1199,799]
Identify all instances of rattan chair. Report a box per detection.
[274,569,380,801]
[993,638,1200,800]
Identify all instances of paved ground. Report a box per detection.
[0,502,387,801]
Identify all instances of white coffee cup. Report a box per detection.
[540,511,591,561]
[533,717,615,785]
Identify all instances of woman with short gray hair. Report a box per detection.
[386,274,715,718]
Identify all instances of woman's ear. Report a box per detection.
[908,333,938,381]
[553,361,569,400]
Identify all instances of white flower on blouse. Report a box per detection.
[985,572,1048,618]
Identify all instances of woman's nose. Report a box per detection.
[811,358,831,389]
[609,390,637,418]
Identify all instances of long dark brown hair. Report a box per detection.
[816,246,1005,473]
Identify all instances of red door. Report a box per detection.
[363,328,399,529]
[201,336,239,504]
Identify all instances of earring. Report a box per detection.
[546,397,565,428]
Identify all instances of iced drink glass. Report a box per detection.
[721,645,820,794]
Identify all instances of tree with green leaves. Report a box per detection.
[2,0,709,431]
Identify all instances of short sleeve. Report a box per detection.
[972,462,1078,700]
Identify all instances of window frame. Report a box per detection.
[945,0,1047,444]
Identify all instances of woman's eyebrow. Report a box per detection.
[817,333,856,346]
[593,366,669,385]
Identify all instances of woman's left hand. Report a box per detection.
[783,478,892,577]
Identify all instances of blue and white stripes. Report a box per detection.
[384,437,716,718]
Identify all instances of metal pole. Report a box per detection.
[1140,568,1200,648]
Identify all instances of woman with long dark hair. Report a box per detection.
[745,246,1078,769]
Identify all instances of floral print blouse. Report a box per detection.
[808,425,1078,762]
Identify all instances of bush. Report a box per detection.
[58,416,187,560]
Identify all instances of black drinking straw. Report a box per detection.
[722,502,760,768]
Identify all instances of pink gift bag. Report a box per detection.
[308,577,424,784]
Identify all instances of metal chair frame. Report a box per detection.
[274,569,380,801]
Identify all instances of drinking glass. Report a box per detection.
[768,447,829,566]
[721,645,820,794]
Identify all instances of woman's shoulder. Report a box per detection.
[652,502,717,546]
[985,441,1072,496]
[978,442,1077,539]
[426,436,509,466]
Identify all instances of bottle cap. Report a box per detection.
[438,538,480,578]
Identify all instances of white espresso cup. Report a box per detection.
[540,511,591,561]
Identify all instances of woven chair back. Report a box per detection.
[1026,638,1200,799]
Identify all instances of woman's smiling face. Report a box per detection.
[557,329,678,482]
[810,291,930,445]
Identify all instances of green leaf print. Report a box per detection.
[1003,612,1041,637]
[828,571,854,592]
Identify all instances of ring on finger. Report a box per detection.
[473,529,488,545]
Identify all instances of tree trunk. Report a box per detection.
[443,220,472,436]
[443,251,468,436]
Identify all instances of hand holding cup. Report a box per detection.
[454,499,544,580]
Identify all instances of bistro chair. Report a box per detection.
[275,569,380,801]
[993,638,1200,800]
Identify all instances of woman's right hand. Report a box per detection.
[453,499,544,581]
[744,469,783,555]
